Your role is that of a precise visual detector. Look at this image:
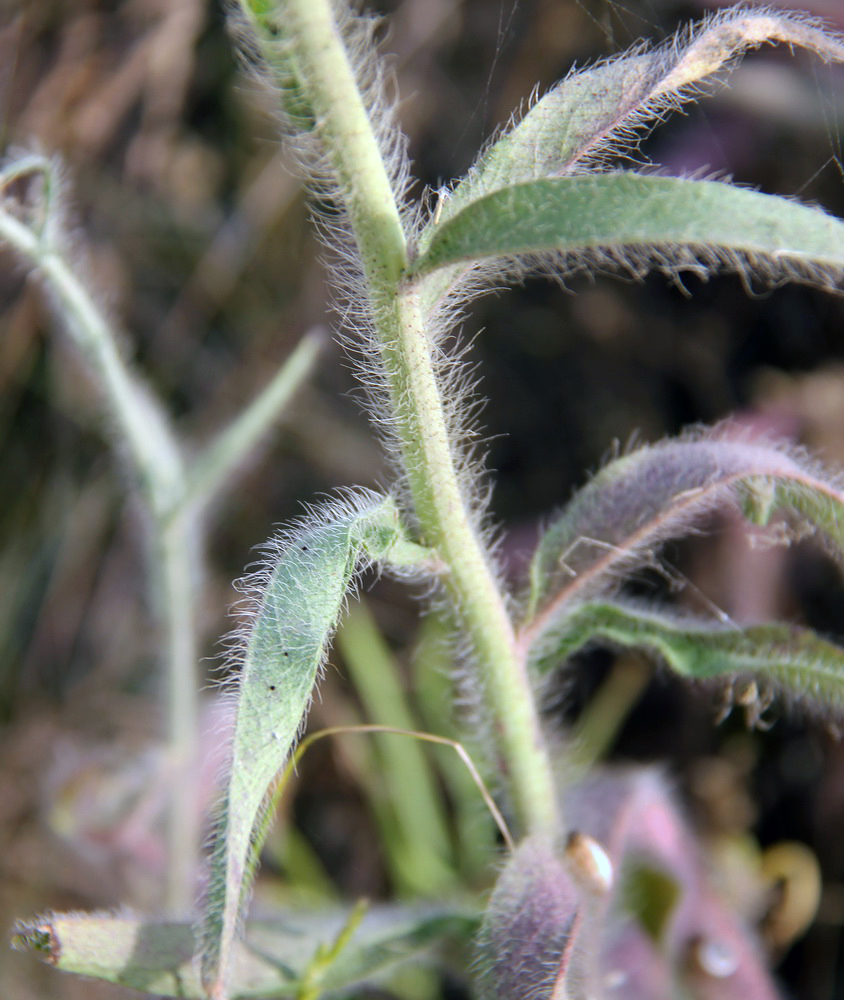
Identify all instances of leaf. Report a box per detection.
[412,175,844,286]
[519,428,844,652]
[12,906,477,999]
[531,599,844,716]
[419,8,844,239]
[414,9,844,315]
[199,490,434,1000]
[562,769,783,1000]
[474,771,783,1000]
[228,0,318,133]
[473,837,580,1000]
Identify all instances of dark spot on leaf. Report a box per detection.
[269,685,276,691]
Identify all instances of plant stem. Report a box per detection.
[181,329,323,514]
[0,195,198,911]
[156,510,201,914]
[274,0,559,837]
[0,205,184,511]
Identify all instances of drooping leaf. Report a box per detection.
[12,906,476,999]
[520,429,844,652]
[199,490,434,1000]
[412,175,844,286]
[531,599,844,717]
[419,8,844,241]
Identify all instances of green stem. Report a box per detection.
[182,329,323,514]
[0,192,198,911]
[0,205,184,511]
[156,511,201,914]
[273,0,558,837]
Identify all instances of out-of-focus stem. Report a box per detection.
[182,329,323,514]
[1,158,317,913]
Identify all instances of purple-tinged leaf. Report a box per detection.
[473,837,580,1000]
[564,769,782,999]
[519,428,844,656]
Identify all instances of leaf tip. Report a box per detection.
[10,917,61,965]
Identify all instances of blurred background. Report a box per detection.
[2,0,844,997]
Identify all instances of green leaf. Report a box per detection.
[534,598,844,715]
[521,429,844,650]
[620,863,682,947]
[199,490,434,1000]
[230,0,317,132]
[12,906,477,999]
[419,8,844,242]
[413,175,844,284]
[414,9,844,314]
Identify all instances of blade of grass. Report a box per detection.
[337,601,456,894]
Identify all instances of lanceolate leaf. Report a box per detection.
[13,906,476,999]
[533,599,844,715]
[414,9,844,315]
[419,7,844,242]
[412,175,844,284]
[520,430,844,652]
[199,491,434,1000]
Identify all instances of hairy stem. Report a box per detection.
[276,0,558,836]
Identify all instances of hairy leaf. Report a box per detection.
[534,599,844,715]
[473,838,579,1000]
[414,8,844,316]
[199,490,433,1000]
[413,175,844,286]
[12,906,476,999]
[420,7,844,238]
[520,429,844,652]
[229,0,317,132]
[475,771,783,999]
